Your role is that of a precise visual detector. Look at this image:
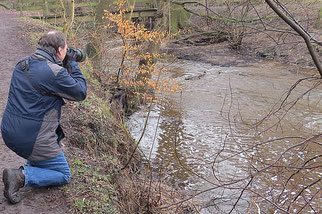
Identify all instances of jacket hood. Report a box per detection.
[32,45,63,66]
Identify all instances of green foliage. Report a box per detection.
[74,159,84,165]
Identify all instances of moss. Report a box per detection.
[0,2,10,9]
[317,7,322,28]
[169,4,189,34]
[79,61,101,89]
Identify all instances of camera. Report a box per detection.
[67,47,86,62]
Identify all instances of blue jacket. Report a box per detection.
[1,47,87,161]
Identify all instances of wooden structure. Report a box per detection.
[16,0,97,18]
[125,0,157,18]
[16,0,187,33]
[17,0,53,17]
[16,0,158,19]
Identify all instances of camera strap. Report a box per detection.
[17,57,52,96]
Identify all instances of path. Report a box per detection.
[0,7,68,214]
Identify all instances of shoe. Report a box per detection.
[2,168,25,204]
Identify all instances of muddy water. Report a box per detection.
[128,60,321,213]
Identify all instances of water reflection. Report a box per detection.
[154,105,193,187]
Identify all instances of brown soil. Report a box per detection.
[0,7,68,214]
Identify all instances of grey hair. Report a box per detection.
[38,31,66,52]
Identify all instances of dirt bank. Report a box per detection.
[0,7,68,214]
[164,41,260,67]
[165,35,321,69]
[164,8,322,70]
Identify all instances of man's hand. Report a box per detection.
[63,47,77,68]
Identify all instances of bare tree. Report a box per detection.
[59,0,75,35]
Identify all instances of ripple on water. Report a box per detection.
[128,60,322,213]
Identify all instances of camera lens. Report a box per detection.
[75,49,86,62]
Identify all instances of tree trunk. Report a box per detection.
[317,7,322,28]
[154,0,169,32]
[155,0,188,34]
[90,0,116,70]
[65,0,75,34]
[43,0,49,18]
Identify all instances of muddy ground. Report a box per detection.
[0,7,68,214]
[165,33,321,70]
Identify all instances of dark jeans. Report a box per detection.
[23,152,70,187]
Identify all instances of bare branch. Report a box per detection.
[265,0,322,76]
